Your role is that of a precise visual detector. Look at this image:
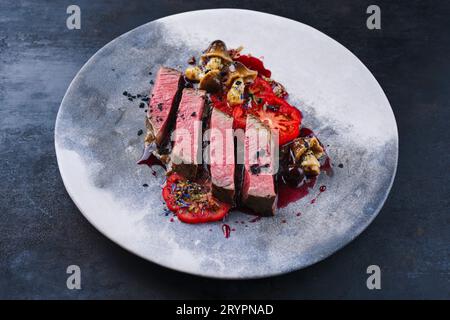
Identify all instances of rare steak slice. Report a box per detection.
[171,88,206,179]
[241,115,278,216]
[209,108,235,205]
[146,67,183,147]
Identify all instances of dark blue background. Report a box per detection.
[0,0,449,299]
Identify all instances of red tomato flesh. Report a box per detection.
[250,95,302,146]
[210,94,233,116]
[235,55,272,78]
[232,105,247,129]
[162,173,230,223]
[210,70,302,145]
[235,78,302,145]
[248,77,274,97]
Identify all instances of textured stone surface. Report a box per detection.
[0,0,449,298]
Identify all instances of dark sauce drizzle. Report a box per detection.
[222,224,231,239]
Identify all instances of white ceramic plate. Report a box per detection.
[55,9,398,279]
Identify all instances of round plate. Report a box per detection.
[55,9,398,279]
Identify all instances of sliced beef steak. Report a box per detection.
[209,108,235,205]
[171,88,206,179]
[241,115,278,216]
[146,67,183,147]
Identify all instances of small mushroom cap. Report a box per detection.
[202,40,233,62]
[199,69,222,93]
[225,61,258,86]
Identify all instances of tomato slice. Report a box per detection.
[210,63,300,145]
[162,173,183,211]
[210,93,233,116]
[231,77,273,130]
[162,173,230,223]
[249,95,302,145]
[235,55,272,78]
[248,77,274,97]
[232,104,247,129]
[176,201,231,224]
[232,97,301,145]
[211,94,249,129]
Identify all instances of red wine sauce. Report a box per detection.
[277,176,317,208]
[310,185,327,204]
[222,224,231,239]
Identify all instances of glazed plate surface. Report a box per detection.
[55,9,398,278]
